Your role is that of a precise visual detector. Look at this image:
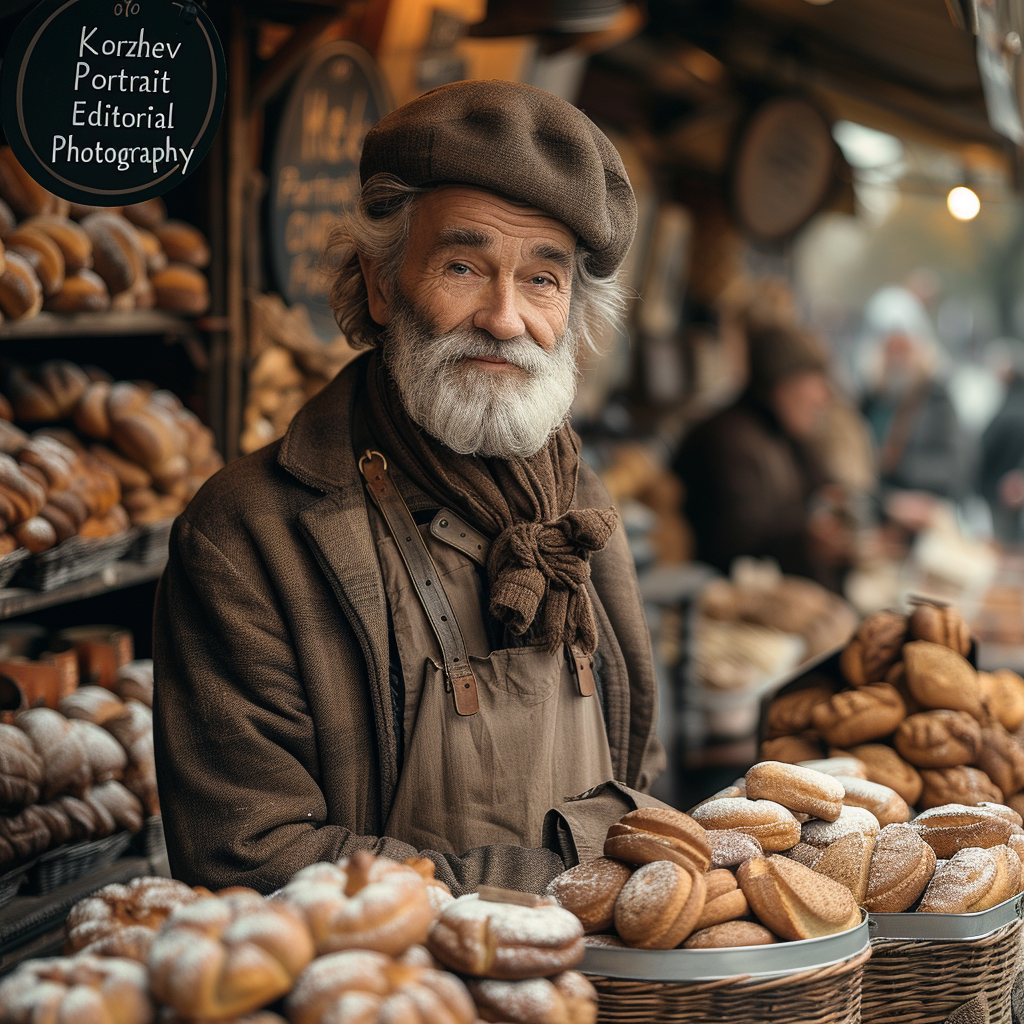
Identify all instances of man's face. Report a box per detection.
[771,370,831,441]
[363,186,583,459]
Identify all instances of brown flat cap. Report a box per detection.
[360,79,636,278]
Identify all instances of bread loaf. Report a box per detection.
[975,724,1024,797]
[467,972,595,1024]
[80,212,146,295]
[844,744,923,806]
[151,262,211,315]
[614,859,706,949]
[13,515,57,553]
[919,847,1003,913]
[72,719,127,782]
[7,225,65,296]
[689,797,801,852]
[683,920,779,948]
[765,682,836,739]
[546,857,632,933]
[979,669,1024,732]
[0,250,43,319]
[801,805,880,849]
[707,828,763,868]
[604,807,712,872]
[863,822,936,912]
[913,804,1022,859]
[902,640,983,719]
[839,610,907,685]
[811,829,875,903]
[799,756,869,780]
[759,734,823,763]
[919,766,1004,809]
[122,197,166,229]
[154,220,211,267]
[909,602,971,655]
[0,721,43,812]
[44,267,110,313]
[0,146,68,217]
[833,775,911,826]
[15,706,91,799]
[38,360,90,417]
[894,710,982,768]
[745,761,844,821]
[811,683,906,747]
[22,215,92,271]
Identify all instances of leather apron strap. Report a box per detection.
[359,449,480,716]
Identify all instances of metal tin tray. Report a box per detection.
[580,913,869,982]
[867,893,1024,942]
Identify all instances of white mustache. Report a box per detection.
[430,332,552,375]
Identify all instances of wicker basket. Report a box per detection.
[128,518,174,567]
[15,531,136,591]
[0,547,29,591]
[26,831,134,895]
[0,860,29,909]
[583,917,871,1024]
[861,916,1022,1024]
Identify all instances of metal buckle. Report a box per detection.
[358,449,387,474]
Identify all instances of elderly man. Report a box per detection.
[153,80,664,896]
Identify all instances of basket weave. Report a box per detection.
[587,945,871,1024]
[0,860,29,909]
[861,919,1022,1024]
[128,519,173,567]
[0,547,29,590]
[15,531,136,591]
[26,831,134,895]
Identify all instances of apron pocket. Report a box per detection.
[478,647,564,705]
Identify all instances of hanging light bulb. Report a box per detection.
[947,186,981,221]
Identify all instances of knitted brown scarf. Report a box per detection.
[362,353,619,654]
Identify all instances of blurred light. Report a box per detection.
[802,0,837,4]
[832,120,903,169]
[947,186,981,221]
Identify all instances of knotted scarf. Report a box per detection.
[362,353,619,654]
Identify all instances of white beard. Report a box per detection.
[382,294,580,459]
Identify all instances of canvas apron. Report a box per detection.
[363,456,615,857]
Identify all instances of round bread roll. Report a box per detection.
[133,226,167,274]
[0,722,44,813]
[0,198,14,238]
[274,851,434,955]
[38,360,89,417]
[737,855,861,941]
[863,822,937,913]
[833,775,910,826]
[8,225,65,296]
[692,870,748,931]
[707,828,763,868]
[149,888,315,1018]
[839,610,907,686]
[72,719,128,783]
[800,805,880,849]
[765,682,836,739]
[0,146,68,217]
[151,261,211,315]
[919,766,1003,809]
[287,948,476,1024]
[111,660,154,708]
[689,798,801,852]
[913,803,1023,859]
[909,603,971,655]
[843,744,923,806]
[811,683,906,748]
[0,250,43,319]
[799,756,869,780]
[16,706,92,799]
[894,710,982,768]
[13,515,57,553]
[44,268,110,314]
[546,857,632,934]
[39,501,76,543]
[468,970,597,1024]
[22,215,92,272]
[154,220,211,267]
[745,761,844,821]
[811,829,875,903]
[123,197,167,229]
[759,734,824,764]
[979,669,1024,732]
[604,807,711,873]
[919,847,1004,913]
[683,920,779,948]
[975,724,1024,797]
[902,641,983,719]
[0,954,153,1024]
[80,212,146,295]
[613,860,706,949]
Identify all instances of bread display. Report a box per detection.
[908,602,971,655]
[745,760,844,821]
[902,640,982,718]
[688,797,801,852]
[811,683,906,747]
[839,610,907,686]
[603,806,712,871]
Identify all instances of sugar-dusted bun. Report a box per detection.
[287,948,476,1024]
[690,797,801,852]
[16,706,91,799]
[8,225,65,296]
[976,802,1024,825]
[583,933,626,947]
[683,920,780,948]
[903,640,983,719]
[111,660,154,708]
[812,684,907,748]
[122,197,167,229]
[765,682,836,739]
[0,954,153,1024]
[801,805,880,849]
[979,669,1024,732]
[909,603,971,656]
[604,806,711,872]
[975,724,1024,797]
[745,761,844,821]
[894,710,982,768]
[546,857,632,934]
[273,851,433,956]
[151,262,211,315]
[0,250,43,319]
[692,869,747,931]
[863,822,936,912]
[839,610,907,686]
[707,828,763,868]
[782,841,822,868]
[154,220,211,267]
[1008,833,1024,868]
[613,860,706,949]
[737,855,861,940]
[919,847,1002,913]
[811,830,876,903]
[833,775,910,826]
[799,756,869,780]
[468,970,597,1024]
[0,146,68,217]
[844,744,923,806]
[0,722,44,812]
[81,212,146,296]
[72,719,128,783]
[150,888,315,1018]
[972,844,1022,911]
[919,766,1003,809]
[913,804,1023,859]
[428,893,584,979]
[759,734,824,763]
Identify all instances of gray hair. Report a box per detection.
[323,173,627,352]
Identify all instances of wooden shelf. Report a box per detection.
[0,310,197,341]
[0,558,165,621]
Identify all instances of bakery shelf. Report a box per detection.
[0,557,165,621]
[0,310,197,341]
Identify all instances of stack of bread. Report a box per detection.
[0,359,222,530]
[0,850,600,1024]
[547,796,862,950]
[761,601,1024,818]
[0,659,156,876]
[0,146,210,321]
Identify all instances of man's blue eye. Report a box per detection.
[451,264,470,274]
[533,276,552,286]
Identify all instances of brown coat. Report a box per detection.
[153,356,664,895]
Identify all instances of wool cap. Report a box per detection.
[747,324,829,399]
[359,79,637,278]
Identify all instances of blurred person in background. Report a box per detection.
[980,339,1024,543]
[674,323,856,588]
[858,286,966,501]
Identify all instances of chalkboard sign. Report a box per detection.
[269,42,390,342]
[1,0,226,205]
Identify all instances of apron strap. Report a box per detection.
[359,449,480,716]
[430,510,490,566]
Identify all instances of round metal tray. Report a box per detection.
[867,892,1024,942]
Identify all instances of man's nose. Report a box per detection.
[473,276,526,340]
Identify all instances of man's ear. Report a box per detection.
[359,254,393,326]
